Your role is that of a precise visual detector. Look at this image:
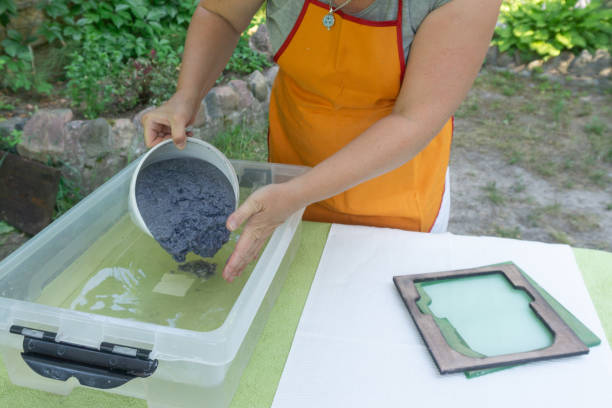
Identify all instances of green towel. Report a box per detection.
[0,226,610,408]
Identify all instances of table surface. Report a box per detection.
[0,222,610,408]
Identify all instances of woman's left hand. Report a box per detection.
[223,182,306,282]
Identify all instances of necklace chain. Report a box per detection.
[328,0,354,13]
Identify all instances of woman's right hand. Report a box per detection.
[141,94,199,149]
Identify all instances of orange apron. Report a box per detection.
[268,0,453,232]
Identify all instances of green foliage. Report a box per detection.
[54,176,83,219]
[494,0,612,60]
[225,24,271,76]
[212,124,268,162]
[1,0,271,117]
[0,220,15,234]
[0,0,17,27]
[38,0,197,117]
[0,128,21,150]
[482,181,505,205]
[0,28,52,94]
[63,31,122,118]
[38,0,196,46]
[585,116,605,136]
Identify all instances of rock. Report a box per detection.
[111,118,138,151]
[228,79,258,109]
[205,85,239,119]
[249,24,272,56]
[0,152,61,235]
[224,111,243,128]
[527,59,544,71]
[567,49,610,77]
[496,51,515,68]
[0,116,27,153]
[61,120,87,167]
[542,51,575,75]
[133,106,156,134]
[81,118,112,161]
[484,46,498,67]
[264,65,279,87]
[0,116,27,138]
[62,118,131,194]
[58,118,113,169]
[129,131,147,161]
[247,70,269,102]
[192,99,209,128]
[518,70,531,77]
[17,109,73,163]
[81,154,127,194]
[593,49,611,77]
[569,50,593,75]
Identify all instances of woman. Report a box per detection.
[142,0,502,282]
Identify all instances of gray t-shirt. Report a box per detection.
[267,0,452,61]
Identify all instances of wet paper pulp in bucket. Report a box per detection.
[135,158,236,262]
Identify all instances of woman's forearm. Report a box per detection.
[174,5,241,105]
[288,114,439,207]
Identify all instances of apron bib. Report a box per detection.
[268,0,452,232]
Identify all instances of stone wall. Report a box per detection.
[11,65,279,194]
[484,47,611,85]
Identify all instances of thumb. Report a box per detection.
[170,116,187,150]
[226,195,263,232]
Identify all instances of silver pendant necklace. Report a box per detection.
[323,0,354,30]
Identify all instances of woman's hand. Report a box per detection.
[223,182,306,282]
[141,94,199,149]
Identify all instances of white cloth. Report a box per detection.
[272,225,612,408]
[430,167,450,233]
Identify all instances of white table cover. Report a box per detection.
[272,224,612,408]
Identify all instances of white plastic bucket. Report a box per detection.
[128,137,240,237]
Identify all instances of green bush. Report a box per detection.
[38,0,196,117]
[225,24,271,76]
[0,0,17,27]
[494,0,612,60]
[1,1,271,116]
[38,0,196,47]
[0,128,22,152]
[0,1,53,95]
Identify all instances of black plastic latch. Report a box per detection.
[10,325,158,389]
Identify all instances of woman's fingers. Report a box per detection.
[170,115,187,150]
[223,195,267,281]
[222,226,267,282]
[226,195,263,232]
[141,101,195,149]
[222,183,303,283]
[142,113,172,148]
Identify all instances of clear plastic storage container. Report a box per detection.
[0,159,307,408]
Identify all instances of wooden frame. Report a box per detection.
[393,263,589,374]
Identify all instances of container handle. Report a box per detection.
[10,325,157,390]
[21,353,136,389]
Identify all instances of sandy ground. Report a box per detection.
[449,69,611,251]
[449,147,612,250]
